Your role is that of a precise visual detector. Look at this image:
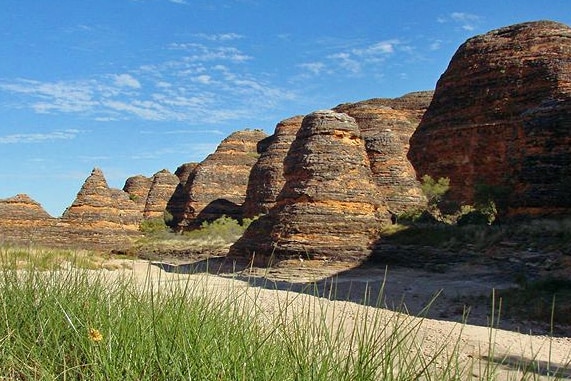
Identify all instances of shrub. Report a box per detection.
[420,175,450,206]
[139,217,169,234]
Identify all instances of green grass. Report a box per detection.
[0,245,134,271]
[381,217,571,251]
[0,247,569,380]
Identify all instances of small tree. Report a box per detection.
[421,175,450,207]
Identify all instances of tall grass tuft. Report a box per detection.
[0,247,569,380]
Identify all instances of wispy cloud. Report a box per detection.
[438,12,482,31]
[0,129,79,144]
[191,33,244,41]
[0,37,294,124]
[169,0,187,4]
[299,39,405,77]
[113,74,141,89]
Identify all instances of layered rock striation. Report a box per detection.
[62,168,142,229]
[143,169,180,219]
[176,130,268,229]
[242,116,304,218]
[230,110,390,263]
[334,92,433,213]
[408,21,571,216]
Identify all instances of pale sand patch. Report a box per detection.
[89,258,571,380]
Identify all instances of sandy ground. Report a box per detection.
[98,256,571,380]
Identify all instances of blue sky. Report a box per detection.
[1,0,570,217]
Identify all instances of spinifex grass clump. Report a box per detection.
[0,249,567,380]
[0,245,132,271]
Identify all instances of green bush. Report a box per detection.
[184,215,256,243]
[139,217,169,234]
[420,175,450,206]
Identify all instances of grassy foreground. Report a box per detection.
[0,247,569,380]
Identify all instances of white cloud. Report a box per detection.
[191,33,244,41]
[328,52,361,74]
[113,74,141,89]
[353,40,399,56]
[441,12,482,31]
[0,38,294,125]
[298,62,326,75]
[168,43,251,62]
[0,129,79,144]
[193,74,212,84]
[169,0,187,4]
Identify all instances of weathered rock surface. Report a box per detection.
[123,175,153,207]
[230,110,390,263]
[143,169,180,219]
[166,163,198,228]
[334,92,433,213]
[0,194,53,221]
[242,116,304,218]
[408,21,571,216]
[62,168,142,229]
[176,130,268,229]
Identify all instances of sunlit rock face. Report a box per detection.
[409,21,571,217]
[334,91,433,214]
[62,168,141,229]
[230,110,390,263]
[176,129,268,229]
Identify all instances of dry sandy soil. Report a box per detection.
[101,250,571,381]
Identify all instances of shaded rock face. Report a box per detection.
[242,116,304,218]
[143,169,180,219]
[230,110,389,263]
[408,21,571,216]
[334,92,433,213]
[165,163,198,228]
[177,130,268,229]
[62,168,142,229]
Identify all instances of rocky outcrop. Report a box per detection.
[242,116,304,218]
[123,175,153,207]
[143,169,180,219]
[408,21,571,216]
[62,168,142,229]
[166,163,198,228]
[334,92,433,213]
[0,194,55,245]
[230,110,390,263]
[0,194,53,221]
[176,130,268,229]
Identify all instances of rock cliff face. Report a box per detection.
[62,168,142,229]
[230,110,389,263]
[0,194,53,221]
[143,169,179,219]
[123,175,153,207]
[242,116,304,218]
[334,92,433,213]
[165,163,198,228]
[408,21,571,216]
[177,130,268,229]
[0,194,55,245]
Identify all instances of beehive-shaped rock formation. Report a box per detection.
[62,168,142,229]
[408,21,571,216]
[242,116,304,218]
[230,110,389,262]
[143,169,179,219]
[334,92,432,213]
[123,175,153,207]
[176,129,268,229]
